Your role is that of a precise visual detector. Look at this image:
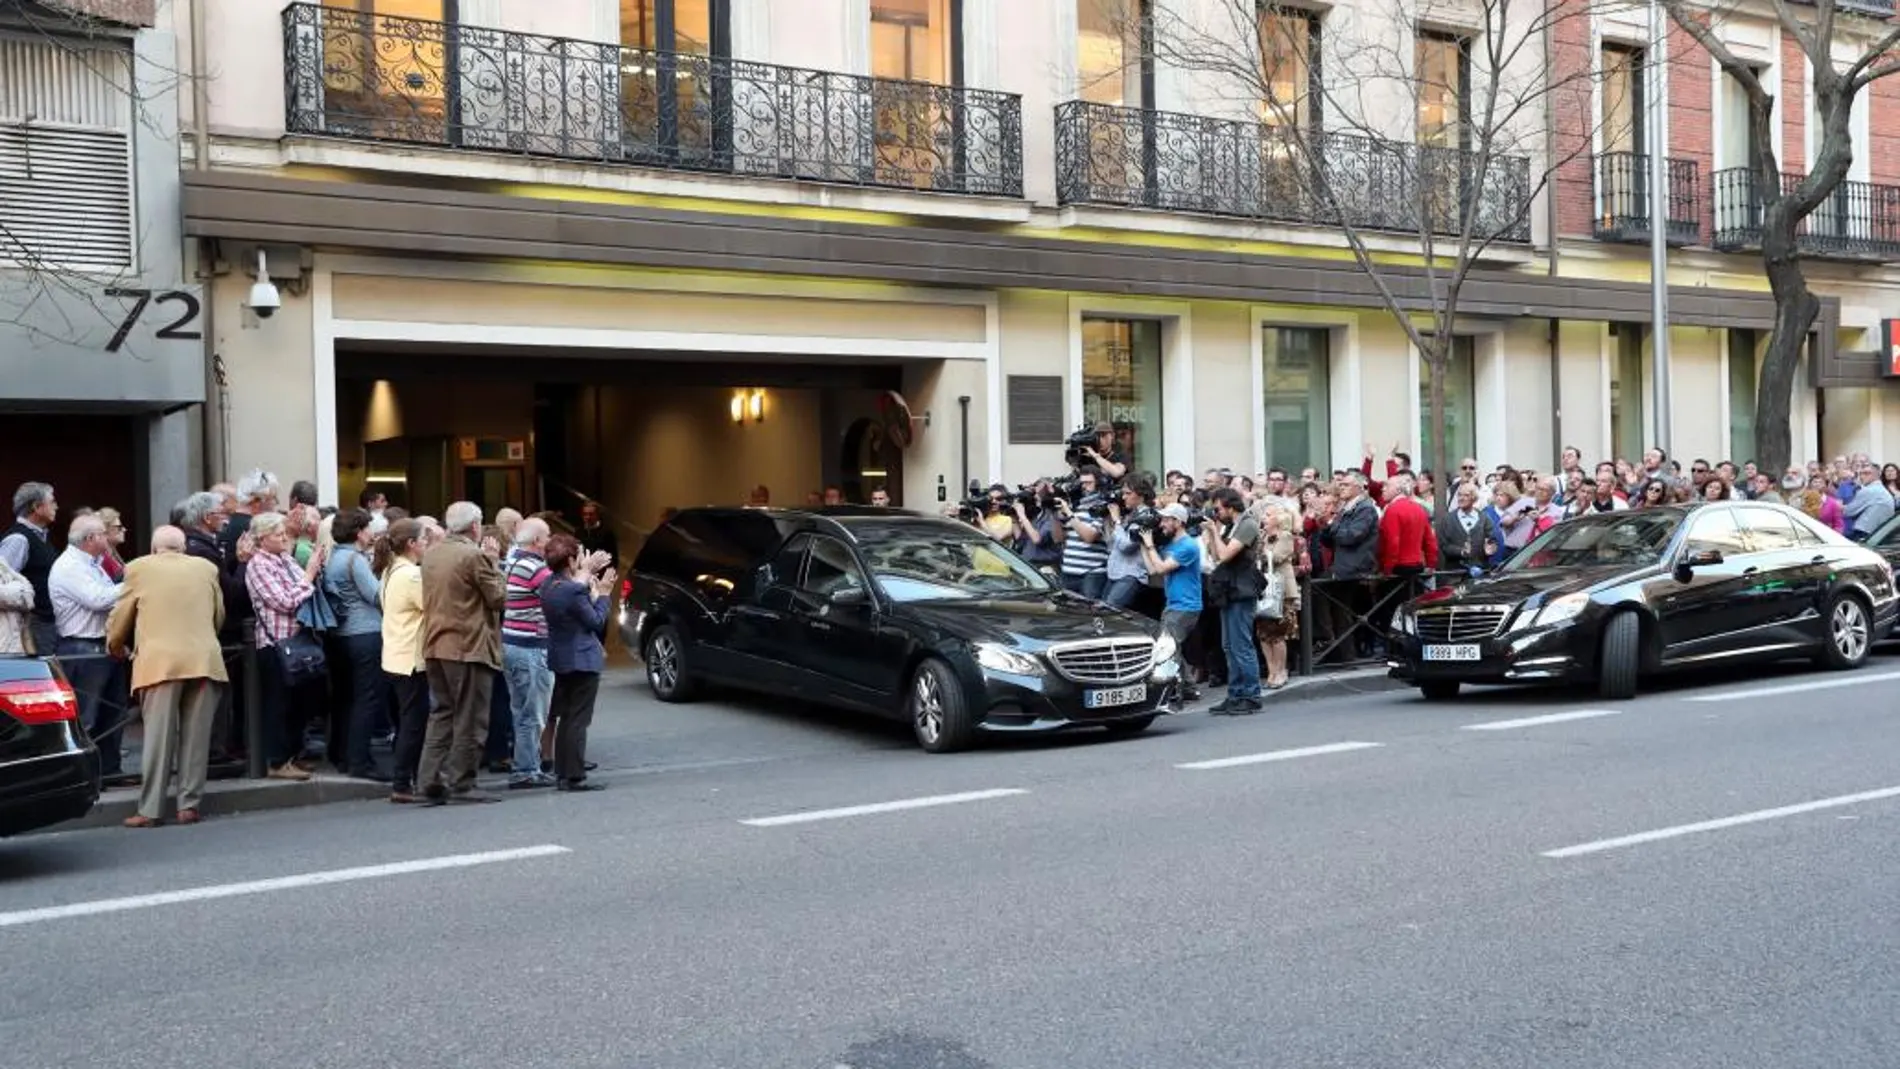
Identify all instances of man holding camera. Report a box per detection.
[1075,422,1126,481]
[1055,469,1110,599]
[1012,481,1064,573]
[1139,504,1203,709]
[1103,475,1154,610]
[1202,487,1264,715]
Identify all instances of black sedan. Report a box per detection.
[622,507,1176,752]
[1388,502,1897,701]
[0,656,102,837]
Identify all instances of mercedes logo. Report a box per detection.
[1092,617,1106,635]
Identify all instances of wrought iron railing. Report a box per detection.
[1712,167,1900,260]
[281,3,1023,198]
[1593,152,1700,246]
[1789,0,1895,19]
[1053,100,1532,242]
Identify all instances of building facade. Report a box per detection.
[169,0,1900,536]
[0,0,196,538]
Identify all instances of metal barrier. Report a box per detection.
[1294,570,1467,676]
[48,630,266,781]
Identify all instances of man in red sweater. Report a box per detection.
[1378,477,1439,577]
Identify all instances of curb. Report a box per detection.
[1272,667,1412,703]
[54,774,389,834]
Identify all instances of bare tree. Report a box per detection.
[1085,0,1601,494]
[1661,0,1900,476]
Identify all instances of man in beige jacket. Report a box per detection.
[106,525,226,827]
[419,500,506,804]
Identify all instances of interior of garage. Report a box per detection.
[332,346,914,554]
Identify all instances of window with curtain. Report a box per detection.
[321,0,454,141]
[1600,45,1645,227]
[1262,326,1331,475]
[1083,318,1164,476]
[1077,0,1145,107]
[871,0,960,188]
[1415,31,1467,149]
[1418,336,1476,464]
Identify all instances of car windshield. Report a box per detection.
[852,526,1054,602]
[1503,512,1682,571]
[1871,515,1900,549]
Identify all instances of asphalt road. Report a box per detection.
[5,659,1900,1069]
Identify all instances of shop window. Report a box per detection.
[1082,318,1164,476]
[1418,336,1476,465]
[1261,326,1331,475]
[1728,329,1757,463]
[320,0,454,140]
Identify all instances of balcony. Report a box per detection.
[280,3,1023,199]
[1790,0,1895,19]
[1712,168,1900,261]
[1053,100,1532,243]
[1592,152,1700,246]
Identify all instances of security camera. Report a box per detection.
[247,249,281,319]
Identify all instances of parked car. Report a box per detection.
[620,507,1177,752]
[0,656,101,837]
[1388,502,1897,701]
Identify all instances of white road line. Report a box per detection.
[1461,709,1623,731]
[0,844,571,929]
[1542,786,1900,859]
[739,788,1028,827]
[1685,669,1900,703]
[1175,741,1383,771]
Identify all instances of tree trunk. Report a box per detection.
[1753,206,1820,477]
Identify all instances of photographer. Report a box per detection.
[1076,422,1127,481]
[976,485,1015,542]
[1138,504,1203,709]
[1201,487,1264,715]
[1012,481,1064,573]
[1055,469,1111,599]
[1103,475,1154,610]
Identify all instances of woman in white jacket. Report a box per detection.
[0,557,35,654]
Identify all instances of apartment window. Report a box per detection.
[1415,31,1468,149]
[1083,318,1164,475]
[0,34,133,271]
[1259,10,1320,129]
[620,1,729,161]
[1262,327,1331,474]
[1728,330,1757,463]
[1419,337,1476,463]
[1716,67,1762,171]
[320,0,454,141]
[1077,0,1148,108]
[873,0,959,83]
[871,0,963,188]
[1601,45,1643,155]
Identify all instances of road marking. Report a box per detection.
[1461,709,1622,731]
[739,788,1028,827]
[0,844,571,929]
[1685,669,1900,703]
[1542,786,1900,858]
[1176,741,1383,771]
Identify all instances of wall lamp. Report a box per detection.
[730,388,767,424]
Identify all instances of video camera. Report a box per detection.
[1121,504,1207,539]
[1063,423,1100,471]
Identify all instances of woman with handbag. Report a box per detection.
[1253,504,1302,690]
[244,511,329,781]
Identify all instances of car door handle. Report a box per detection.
[1742,567,1759,576]
[1812,555,1829,564]
[809,620,833,632]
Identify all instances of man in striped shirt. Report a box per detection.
[1056,468,1110,601]
[501,518,556,789]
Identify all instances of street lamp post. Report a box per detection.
[1649,0,1672,454]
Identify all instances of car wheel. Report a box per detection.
[1597,611,1640,700]
[908,658,973,753]
[1103,716,1156,738]
[1419,680,1460,701]
[644,624,697,702]
[1818,593,1872,670]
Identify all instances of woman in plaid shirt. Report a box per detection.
[243,511,329,781]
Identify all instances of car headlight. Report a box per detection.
[973,642,1043,676]
[1392,606,1417,636]
[1150,632,1178,669]
[1527,592,1590,630]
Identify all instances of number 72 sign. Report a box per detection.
[103,287,204,352]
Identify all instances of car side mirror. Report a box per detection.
[828,586,869,608]
[1674,548,1722,582]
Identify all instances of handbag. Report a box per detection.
[1256,547,1287,621]
[275,629,328,686]
[297,572,339,633]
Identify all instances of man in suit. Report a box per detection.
[106,525,227,827]
[1435,481,1502,577]
[419,500,507,804]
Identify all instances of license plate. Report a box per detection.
[1422,644,1481,662]
[1085,684,1147,709]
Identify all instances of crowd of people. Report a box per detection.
[0,473,626,828]
[957,425,1900,707]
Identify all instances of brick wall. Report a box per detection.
[1668,17,1715,246]
[1550,0,1596,239]
[1871,77,1900,186]
[1781,32,1807,173]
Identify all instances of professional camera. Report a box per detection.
[954,480,994,524]
[1122,505,1161,534]
[1062,423,1100,470]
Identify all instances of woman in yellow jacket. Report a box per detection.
[376,519,430,803]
